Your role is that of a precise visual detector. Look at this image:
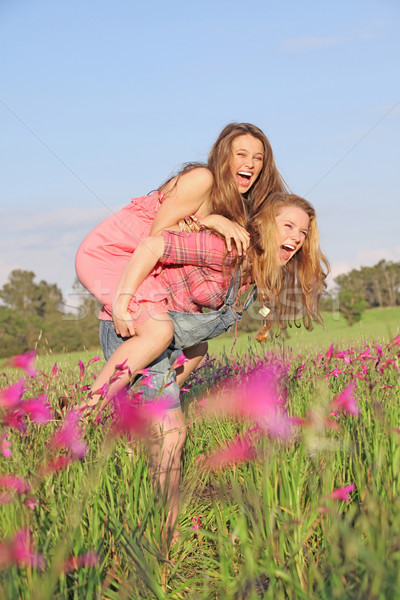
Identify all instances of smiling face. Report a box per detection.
[275,205,310,265]
[229,134,264,193]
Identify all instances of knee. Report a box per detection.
[158,318,174,347]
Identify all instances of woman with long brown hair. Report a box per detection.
[75,122,287,312]
[81,192,329,543]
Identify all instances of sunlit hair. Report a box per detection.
[247,192,330,335]
[159,123,288,228]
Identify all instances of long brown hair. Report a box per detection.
[159,123,288,227]
[248,192,330,334]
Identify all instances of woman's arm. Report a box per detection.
[150,167,250,255]
[150,168,214,235]
[112,235,165,337]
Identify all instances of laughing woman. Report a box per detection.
[75,122,287,328]
[82,192,329,542]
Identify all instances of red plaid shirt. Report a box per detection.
[159,230,240,312]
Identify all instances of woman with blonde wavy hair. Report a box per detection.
[81,191,329,543]
[247,192,329,339]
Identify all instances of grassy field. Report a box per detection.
[0,309,399,598]
[208,306,400,357]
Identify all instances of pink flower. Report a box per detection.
[51,362,58,378]
[203,436,256,470]
[5,350,37,377]
[2,410,26,432]
[40,455,73,475]
[191,516,201,531]
[328,483,356,502]
[210,365,293,440]
[62,551,99,572]
[0,433,12,458]
[326,344,334,360]
[331,382,359,416]
[112,390,169,438]
[0,379,25,408]
[22,395,53,425]
[137,368,155,390]
[78,360,85,381]
[0,528,44,569]
[24,497,39,510]
[172,353,189,369]
[388,334,400,348]
[335,350,352,364]
[87,356,101,365]
[0,475,30,495]
[50,410,88,458]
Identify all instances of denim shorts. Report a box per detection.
[99,274,256,411]
[99,319,183,410]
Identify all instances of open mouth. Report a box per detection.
[236,171,253,187]
[280,244,296,262]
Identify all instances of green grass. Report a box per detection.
[1,309,400,598]
[208,306,400,357]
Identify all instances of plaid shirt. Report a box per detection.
[159,230,239,312]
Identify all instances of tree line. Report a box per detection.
[0,270,100,359]
[0,259,399,357]
[321,259,400,325]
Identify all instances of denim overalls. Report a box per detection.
[99,271,257,410]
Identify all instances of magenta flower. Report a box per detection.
[203,436,256,470]
[87,356,101,365]
[62,551,99,572]
[51,362,58,378]
[210,365,293,440]
[50,410,88,458]
[22,395,53,425]
[40,455,73,475]
[328,483,356,502]
[78,360,85,381]
[0,475,30,495]
[388,334,400,348]
[24,497,39,510]
[0,528,44,569]
[112,390,169,438]
[0,379,25,408]
[326,344,334,360]
[331,382,359,416]
[5,350,37,377]
[0,433,12,458]
[2,410,26,432]
[191,516,201,531]
[172,353,189,369]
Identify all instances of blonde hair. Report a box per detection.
[247,192,330,334]
[159,123,288,227]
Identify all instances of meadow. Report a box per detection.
[0,308,399,599]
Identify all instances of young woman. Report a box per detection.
[82,193,329,542]
[75,122,287,314]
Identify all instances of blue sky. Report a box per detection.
[1,0,399,307]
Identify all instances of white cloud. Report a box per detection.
[280,36,342,51]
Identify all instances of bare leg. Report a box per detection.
[176,342,208,388]
[87,317,174,407]
[149,408,186,543]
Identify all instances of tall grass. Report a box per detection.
[0,331,399,599]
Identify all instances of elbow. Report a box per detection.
[139,235,165,257]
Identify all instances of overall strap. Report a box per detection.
[223,268,242,306]
[242,286,258,311]
[223,268,257,311]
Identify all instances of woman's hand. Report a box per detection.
[112,296,136,338]
[200,214,250,255]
